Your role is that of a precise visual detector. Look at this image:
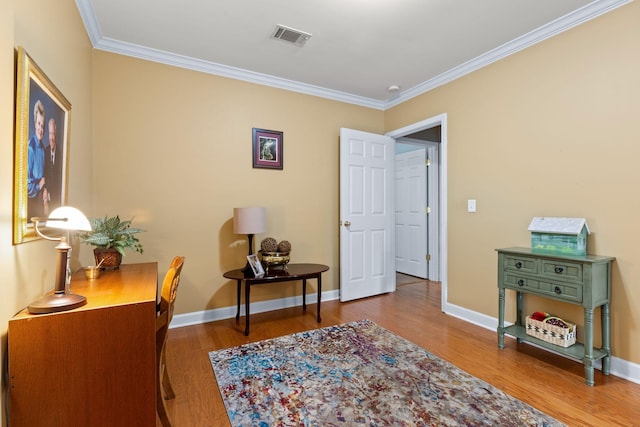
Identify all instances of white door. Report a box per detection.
[395,148,428,278]
[339,128,396,302]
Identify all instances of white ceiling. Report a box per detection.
[75,0,628,109]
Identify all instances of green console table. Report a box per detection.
[496,247,615,386]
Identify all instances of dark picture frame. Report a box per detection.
[252,128,283,170]
[13,46,71,244]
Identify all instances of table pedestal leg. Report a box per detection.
[235,279,241,322]
[317,274,322,323]
[302,279,307,311]
[602,303,611,375]
[244,281,250,336]
[498,288,505,349]
[584,307,595,386]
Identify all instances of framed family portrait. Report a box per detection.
[13,46,71,244]
[247,254,265,278]
[252,128,283,170]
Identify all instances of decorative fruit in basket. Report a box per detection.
[545,317,569,328]
[530,311,570,328]
[260,237,278,252]
[531,311,549,321]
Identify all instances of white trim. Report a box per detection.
[384,0,632,109]
[386,113,448,312]
[444,301,640,385]
[169,289,340,329]
[74,0,631,110]
[74,0,101,46]
[95,37,386,110]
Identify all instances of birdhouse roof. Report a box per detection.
[528,217,590,235]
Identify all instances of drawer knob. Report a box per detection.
[554,286,562,295]
[517,279,525,287]
[554,266,564,274]
[515,262,523,269]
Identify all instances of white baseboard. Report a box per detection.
[443,301,640,385]
[171,289,340,329]
[171,291,639,385]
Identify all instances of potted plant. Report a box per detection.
[80,215,144,269]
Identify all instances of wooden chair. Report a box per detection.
[156,256,185,427]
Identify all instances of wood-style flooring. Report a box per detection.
[159,274,640,426]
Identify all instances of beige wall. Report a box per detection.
[91,51,383,315]
[386,1,640,364]
[3,3,640,419]
[2,0,94,422]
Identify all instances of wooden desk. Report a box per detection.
[8,263,158,427]
[224,263,329,335]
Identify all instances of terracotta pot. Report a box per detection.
[93,248,122,269]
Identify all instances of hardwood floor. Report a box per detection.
[159,274,640,426]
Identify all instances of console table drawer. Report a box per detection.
[538,280,582,303]
[503,254,538,274]
[503,272,538,290]
[503,272,583,303]
[540,259,583,283]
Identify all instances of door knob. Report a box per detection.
[343,220,351,227]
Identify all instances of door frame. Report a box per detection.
[386,113,448,311]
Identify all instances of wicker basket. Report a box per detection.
[525,316,576,347]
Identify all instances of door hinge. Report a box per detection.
[426,254,431,261]
[425,207,431,214]
[425,159,431,166]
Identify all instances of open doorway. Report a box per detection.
[395,134,440,281]
[386,114,448,311]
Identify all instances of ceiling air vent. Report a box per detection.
[272,25,312,47]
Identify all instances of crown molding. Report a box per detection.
[75,0,630,111]
[94,36,387,110]
[384,0,632,109]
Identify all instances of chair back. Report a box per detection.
[158,256,185,326]
[156,256,185,427]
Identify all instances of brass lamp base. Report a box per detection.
[28,293,87,314]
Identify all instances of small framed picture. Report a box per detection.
[252,128,283,170]
[247,254,265,278]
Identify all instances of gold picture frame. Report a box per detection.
[13,46,71,244]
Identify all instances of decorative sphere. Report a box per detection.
[260,237,278,252]
[277,240,292,252]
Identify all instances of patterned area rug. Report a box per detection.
[209,319,564,426]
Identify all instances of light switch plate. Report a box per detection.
[467,199,476,213]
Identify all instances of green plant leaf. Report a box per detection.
[79,214,145,255]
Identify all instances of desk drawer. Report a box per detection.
[504,254,538,274]
[540,259,583,283]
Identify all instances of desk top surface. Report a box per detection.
[13,262,158,319]
[223,263,329,281]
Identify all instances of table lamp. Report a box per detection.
[28,206,92,314]
[233,207,266,275]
